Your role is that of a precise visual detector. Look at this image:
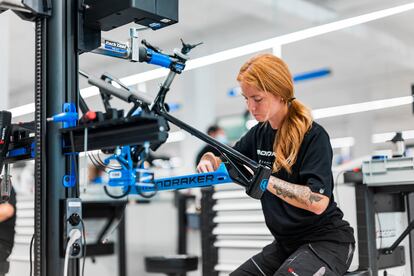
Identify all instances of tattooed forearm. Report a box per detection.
[269,176,323,207]
[309,193,323,204]
[274,185,297,200]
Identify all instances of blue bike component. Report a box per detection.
[260,179,268,191]
[30,142,35,158]
[63,156,77,187]
[63,174,76,188]
[106,145,136,187]
[49,103,78,128]
[6,141,36,160]
[147,48,173,68]
[108,169,136,186]
[123,163,233,194]
[172,63,185,73]
[142,48,186,73]
[49,103,78,187]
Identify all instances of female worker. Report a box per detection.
[197,54,355,276]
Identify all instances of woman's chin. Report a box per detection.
[254,116,265,122]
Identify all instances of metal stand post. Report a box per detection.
[34,0,80,275]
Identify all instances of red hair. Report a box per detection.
[238,54,313,173]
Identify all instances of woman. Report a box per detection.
[197,54,355,275]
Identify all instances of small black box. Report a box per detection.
[84,0,178,31]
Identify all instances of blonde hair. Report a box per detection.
[237,54,313,173]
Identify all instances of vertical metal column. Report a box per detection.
[200,187,218,276]
[118,216,127,276]
[66,0,80,274]
[355,184,377,275]
[44,0,66,273]
[34,0,80,275]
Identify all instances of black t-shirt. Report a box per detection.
[234,122,355,245]
[0,188,16,251]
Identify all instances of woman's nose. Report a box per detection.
[247,100,255,112]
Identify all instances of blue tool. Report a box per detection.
[139,47,186,73]
[47,103,78,128]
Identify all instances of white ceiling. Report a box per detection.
[2,0,414,161]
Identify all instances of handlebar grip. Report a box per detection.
[88,76,132,103]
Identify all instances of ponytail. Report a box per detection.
[273,99,312,173]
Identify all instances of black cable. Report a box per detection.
[79,219,86,276]
[96,152,120,169]
[334,170,346,209]
[88,153,108,170]
[88,153,119,170]
[87,154,106,170]
[135,183,157,199]
[376,211,383,254]
[69,131,79,196]
[89,151,129,198]
[100,204,127,243]
[29,234,35,276]
[103,185,131,199]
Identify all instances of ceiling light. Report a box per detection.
[9,103,35,117]
[313,96,413,119]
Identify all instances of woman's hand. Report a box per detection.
[197,152,220,173]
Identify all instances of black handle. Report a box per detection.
[0,111,12,175]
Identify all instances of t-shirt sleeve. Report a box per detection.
[299,128,333,196]
[232,128,256,159]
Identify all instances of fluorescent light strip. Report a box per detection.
[246,95,412,129]
[9,3,414,118]
[9,103,35,118]
[312,96,413,119]
[372,132,395,144]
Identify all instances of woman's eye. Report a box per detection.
[254,98,262,102]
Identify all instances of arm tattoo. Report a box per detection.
[309,193,323,204]
[269,177,323,207]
